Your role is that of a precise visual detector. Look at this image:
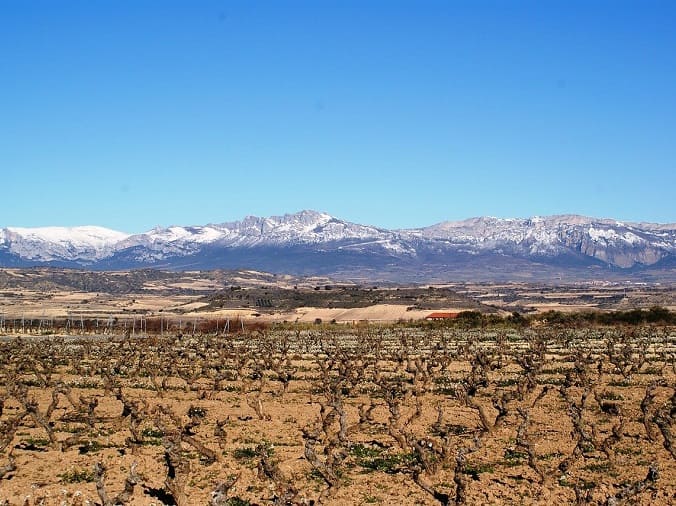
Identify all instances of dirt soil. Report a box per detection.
[0,327,674,505]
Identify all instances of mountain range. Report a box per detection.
[1,211,674,283]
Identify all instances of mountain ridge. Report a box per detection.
[1,211,674,282]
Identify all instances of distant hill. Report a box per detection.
[1,211,674,282]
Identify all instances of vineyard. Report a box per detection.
[0,324,674,505]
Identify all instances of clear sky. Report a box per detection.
[1,1,674,232]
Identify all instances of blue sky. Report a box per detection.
[1,1,674,232]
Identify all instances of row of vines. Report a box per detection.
[0,326,674,504]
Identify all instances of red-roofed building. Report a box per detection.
[425,312,460,320]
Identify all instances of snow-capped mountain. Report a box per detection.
[0,226,129,263]
[104,211,408,263]
[413,215,675,268]
[1,211,674,282]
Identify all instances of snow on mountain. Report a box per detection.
[1,211,674,274]
[413,215,676,266]
[0,226,129,262]
[115,211,396,253]
[112,225,229,262]
[415,217,551,250]
[101,210,418,265]
[212,210,391,246]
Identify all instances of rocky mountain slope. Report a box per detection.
[1,211,674,282]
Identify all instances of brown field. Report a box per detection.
[2,269,673,328]
[0,325,675,505]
